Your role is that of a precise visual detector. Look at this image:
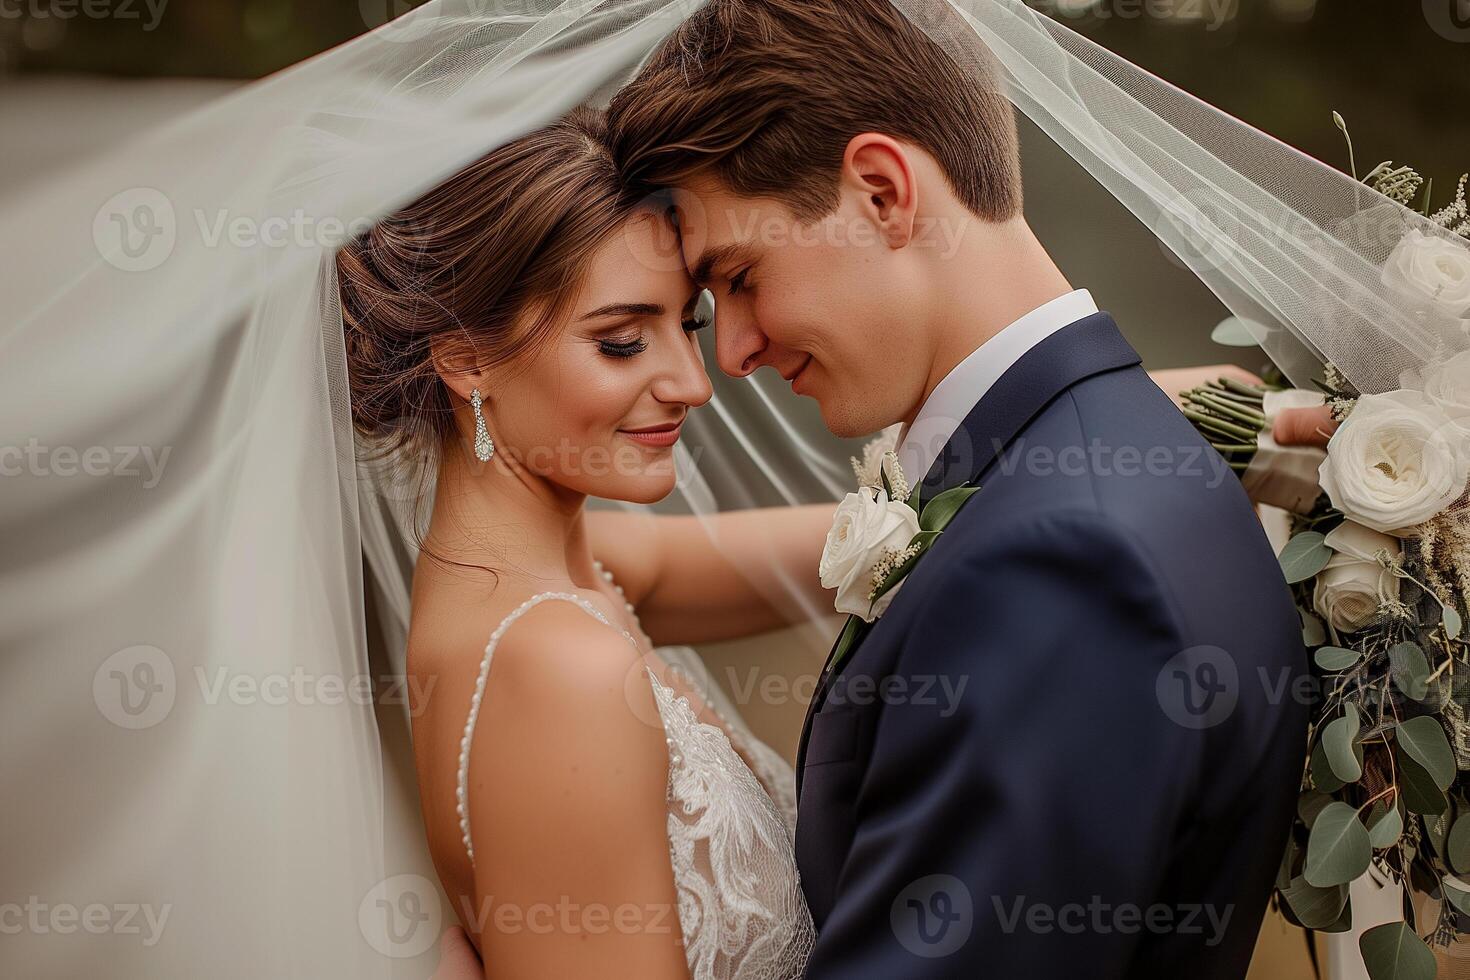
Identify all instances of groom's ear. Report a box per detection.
[839,133,919,250]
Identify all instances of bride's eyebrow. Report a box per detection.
[691,243,755,288]
[577,302,664,321]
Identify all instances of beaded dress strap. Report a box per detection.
[457,591,638,865]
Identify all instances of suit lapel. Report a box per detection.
[796,312,1141,796]
[921,312,1142,496]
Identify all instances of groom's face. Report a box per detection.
[669,175,920,439]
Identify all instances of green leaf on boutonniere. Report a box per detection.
[826,615,870,674]
[906,481,922,515]
[919,483,980,534]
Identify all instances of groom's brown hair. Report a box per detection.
[606,0,1022,223]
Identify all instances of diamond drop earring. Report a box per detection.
[470,388,495,462]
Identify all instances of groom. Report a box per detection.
[601,1,1309,977]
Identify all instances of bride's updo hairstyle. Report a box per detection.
[338,106,640,458]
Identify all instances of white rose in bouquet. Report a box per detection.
[1381,229,1470,324]
[1421,349,1470,433]
[820,486,921,622]
[1313,521,1402,634]
[1319,390,1470,533]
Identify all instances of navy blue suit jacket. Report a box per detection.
[794,313,1308,979]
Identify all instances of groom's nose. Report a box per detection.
[714,303,770,378]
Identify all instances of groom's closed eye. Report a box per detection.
[692,242,758,291]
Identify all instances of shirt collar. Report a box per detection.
[896,289,1099,482]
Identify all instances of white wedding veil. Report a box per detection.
[2,0,1464,977]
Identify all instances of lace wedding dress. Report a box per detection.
[455,566,814,980]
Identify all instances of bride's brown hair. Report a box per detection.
[338,105,641,456]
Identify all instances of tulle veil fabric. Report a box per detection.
[2,0,1464,977]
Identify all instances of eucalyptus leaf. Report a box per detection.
[1366,802,1403,849]
[1304,801,1373,888]
[1279,532,1334,585]
[1281,875,1349,930]
[1444,874,1470,917]
[1446,606,1464,641]
[1302,609,1327,648]
[1299,790,1333,828]
[1277,837,1299,891]
[1311,738,1348,794]
[1211,316,1265,348]
[1390,643,1431,702]
[1449,813,1470,874]
[918,484,980,534]
[1397,716,1455,791]
[1316,646,1363,671]
[1323,704,1363,783]
[1358,921,1436,980]
[1397,751,1449,816]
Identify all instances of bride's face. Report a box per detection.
[484,212,714,504]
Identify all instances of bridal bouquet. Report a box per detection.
[1183,119,1470,979]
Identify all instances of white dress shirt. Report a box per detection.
[896,289,1099,482]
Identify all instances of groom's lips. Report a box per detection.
[787,356,815,395]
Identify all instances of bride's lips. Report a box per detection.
[619,420,684,448]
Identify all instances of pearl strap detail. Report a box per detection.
[457,589,639,865]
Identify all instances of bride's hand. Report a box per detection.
[1273,404,1338,448]
[431,926,484,980]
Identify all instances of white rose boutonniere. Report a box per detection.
[1312,521,1403,634]
[1381,228,1470,326]
[1319,389,1470,534]
[820,486,922,621]
[821,436,982,670]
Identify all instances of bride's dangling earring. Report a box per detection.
[471,388,495,462]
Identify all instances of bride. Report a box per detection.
[343,105,826,976]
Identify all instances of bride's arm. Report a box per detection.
[587,365,1253,647]
[464,603,689,979]
[587,505,836,647]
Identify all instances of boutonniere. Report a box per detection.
[819,435,980,670]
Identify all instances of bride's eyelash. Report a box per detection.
[598,336,648,358]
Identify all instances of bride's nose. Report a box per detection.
[650,330,714,408]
